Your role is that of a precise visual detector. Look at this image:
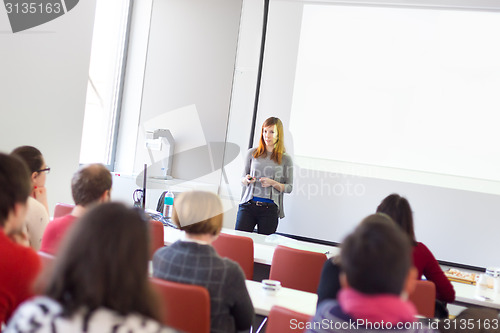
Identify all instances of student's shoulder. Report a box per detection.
[107,311,178,333]
[45,214,75,230]
[4,297,62,332]
[282,152,293,163]
[221,256,245,274]
[246,148,257,157]
[316,299,341,316]
[26,197,48,215]
[10,239,39,264]
[216,257,247,286]
[414,242,434,257]
[153,241,178,259]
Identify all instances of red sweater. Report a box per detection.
[40,214,77,255]
[413,242,455,303]
[0,230,41,325]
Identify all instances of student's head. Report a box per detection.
[254,117,285,164]
[376,193,416,244]
[44,202,160,320]
[340,213,414,296]
[11,145,48,188]
[0,153,31,232]
[71,164,112,207]
[172,191,223,236]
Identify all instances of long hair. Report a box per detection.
[11,146,44,173]
[43,203,162,321]
[253,117,285,164]
[376,193,417,245]
[0,153,31,227]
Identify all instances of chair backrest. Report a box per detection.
[408,280,436,318]
[269,245,327,293]
[36,251,56,293]
[266,305,312,333]
[212,233,254,279]
[150,277,210,333]
[148,219,164,259]
[53,202,75,219]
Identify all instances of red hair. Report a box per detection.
[253,117,285,164]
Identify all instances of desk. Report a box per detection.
[163,226,339,265]
[246,280,317,316]
[163,227,500,316]
[452,281,500,310]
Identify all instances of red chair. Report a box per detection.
[150,277,210,333]
[266,305,312,333]
[36,251,56,293]
[212,233,254,279]
[53,203,74,218]
[148,219,164,259]
[409,280,436,318]
[269,245,327,293]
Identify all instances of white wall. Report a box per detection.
[219,0,265,226]
[226,0,500,268]
[0,1,97,216]
[113,0,243,222]
[114,0,153,175]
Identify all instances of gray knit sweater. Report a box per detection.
[240,148,293,218]
[152,241,254,333]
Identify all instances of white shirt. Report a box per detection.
[23,197,49,251]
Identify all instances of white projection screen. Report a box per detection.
[256,0,500,268]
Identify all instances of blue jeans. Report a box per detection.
[235,200,279,235]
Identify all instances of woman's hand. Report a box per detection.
[260,177,285,192]
[259,177,274,188]
[242,175,256,186]
[33,186,49,213]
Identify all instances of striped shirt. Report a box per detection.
[4,296,177,333]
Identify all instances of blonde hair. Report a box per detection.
[253,117,285,164]
[172,191,223,235]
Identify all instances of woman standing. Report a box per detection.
[235,117,293,235]
[11,146,50,250]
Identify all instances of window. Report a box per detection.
[79,0,132,168]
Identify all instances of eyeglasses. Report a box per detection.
[37,167,51,174]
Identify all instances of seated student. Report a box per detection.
[4,203,177,333]
[307,214,436,333]
[0,153,41,326]
[317,194,455,318]
[11,146,50,251]
[153,191,254,333]
[377,194,455,317]
[40,163,111,254]
[316,256,342,305]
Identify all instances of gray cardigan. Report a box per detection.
[240,148,293,218]
[153,241,254,333]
